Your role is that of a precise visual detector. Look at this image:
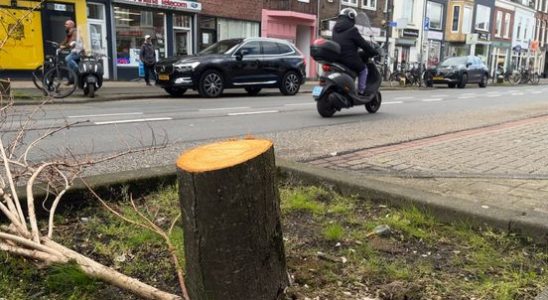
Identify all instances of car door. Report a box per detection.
[229,41,265,85]
[260,41,283,83]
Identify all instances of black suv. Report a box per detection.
[427,56,489,88]
[155,37,306,98]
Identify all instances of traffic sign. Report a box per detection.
[388,21,397,27]
[424,17,430,31]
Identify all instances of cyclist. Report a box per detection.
[60,20,83,79]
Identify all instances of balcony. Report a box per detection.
[263,0,318,15]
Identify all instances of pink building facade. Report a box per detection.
[261,9,317,78]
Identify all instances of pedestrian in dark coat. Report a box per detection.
[332,8,378,95]
[140,35,156,86]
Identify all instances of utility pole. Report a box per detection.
[418,0,428,87]
[384,0,393,80]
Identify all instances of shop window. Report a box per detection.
[475,5,490,31]
[426,1,442,30]
[217,18,259,40]
[174,14,191,28]
[87,3,104,20]
[114,6,166,66]
[342,0,358,7]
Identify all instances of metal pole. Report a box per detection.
[384,0,393,80]
[419,0,428,87]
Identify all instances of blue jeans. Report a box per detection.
[358,67,368,94]
[65,52,79,74]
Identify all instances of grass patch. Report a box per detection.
[0,184,546,299]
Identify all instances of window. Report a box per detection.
[114,6,166,66]
[174,14,191,29]
[463,6,472,34]
[475,5,490,31]
[342,0,358,6]
[87,3,104,20]
[362,0,376,10]
[495,11,503,37]
[217,19,259,40]
[452,6,460,32]
[504,13,511,38]
[239,41,261,55]
[262,41,280,55]
[517,17,522,40]
[427,1,443,30]
[403,0,414,23]
[277,43,293,54]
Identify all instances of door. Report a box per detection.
[41,2,76,57]
[87,3,109,79]
[229,41,265,85]
[260,41,282,82]
[174,30,190,57]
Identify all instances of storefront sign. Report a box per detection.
[478,32,490,41]
[401,29,419,38]
[114,0,202,11]
[427,31,443,40]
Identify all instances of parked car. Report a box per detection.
[426,56,489,88]
[155,37,306,98]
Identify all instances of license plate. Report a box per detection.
[312,86,323,97]
[433,76,444,81]
[159,74,169,81]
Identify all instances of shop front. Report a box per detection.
[395,29,419,68]
[427,30,444,67]
[112,0,201,80]
[261,9,317,78]
[0,0,88,77]
[197,16,260,51]
[490,40,512,78]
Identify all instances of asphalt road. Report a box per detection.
[8,84,548,165]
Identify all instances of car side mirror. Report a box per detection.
[236,49,249,61]
[466,63,472,67]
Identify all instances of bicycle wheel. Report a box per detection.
[389,72,400,87]
[530,73,540,85]
[43,66,78,98]
[509,72,521,85]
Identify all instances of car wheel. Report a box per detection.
[279,71,301,96]
[448,83,456,88]
[245,87,262,96]
[164,87,187,97]
[479,74,487,88]
[457,73,468,88]
[199,70,224,98]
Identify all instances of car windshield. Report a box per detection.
[199,39,242,55]
[440,57,467,67]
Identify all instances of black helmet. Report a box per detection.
[339,8,357,20]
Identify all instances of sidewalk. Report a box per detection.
[302,114,548,243]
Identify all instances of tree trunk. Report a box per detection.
[176,139,288,300]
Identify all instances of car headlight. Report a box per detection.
[174,61,200,72]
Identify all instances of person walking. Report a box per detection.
[140,35,156,86]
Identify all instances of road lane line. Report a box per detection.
[422,98,443,102]
[487,94,501,97]
[94,117,172,125]
[512,92,525,96]
[394,96,414,100]
[228,110,279,116]
[530,91,542,94]
[199,106,250,111]
[383,101,403,104]
[284,103,315,106]
[431,94,448,97]
[69,112,143,118]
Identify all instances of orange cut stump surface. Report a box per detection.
[177,139,273,173]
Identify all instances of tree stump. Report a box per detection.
[176,139,288,300]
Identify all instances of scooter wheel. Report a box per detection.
[365,92,381,113]
[316,94,336,118]
[88,84,95,98]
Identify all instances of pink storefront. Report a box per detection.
[261,9,317,78]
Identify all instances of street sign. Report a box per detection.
[388,21,397,27]
[424,17,430,31]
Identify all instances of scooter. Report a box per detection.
[310,38,382,118]
[77,54,104,98]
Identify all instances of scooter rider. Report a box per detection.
[332,8,377,96]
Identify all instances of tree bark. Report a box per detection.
[177,139,288,300]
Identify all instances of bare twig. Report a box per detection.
[0,137,28,233]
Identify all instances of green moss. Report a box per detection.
[45,262,97,296]
[323,223,345,241]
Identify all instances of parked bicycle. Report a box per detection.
[517,68,540,85]
[41,41,78,98]
[496,67,521,85]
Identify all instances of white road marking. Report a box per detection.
[394,96,415,100]
[512,92,525,96]
[69,112,143,118]
[94,117,172,125]
[486,94,501,97]
[530,91,542,94]
[422,98,443,102]
[284,103,315,106]
[199,106,250,111]
[228,110,279,116]
[458,95,476,99]
[431,94,448,98]
[383,101,403,104]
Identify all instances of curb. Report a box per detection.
[19,158,548,245]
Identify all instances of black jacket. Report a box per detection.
[332,16,378,73]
